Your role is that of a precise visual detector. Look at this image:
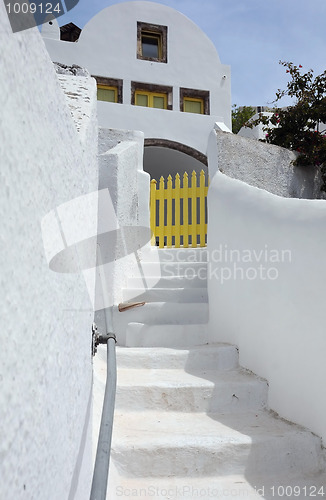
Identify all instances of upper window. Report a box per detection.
[137,22,168,63]
[141,32,161,59]
[180,88,210,115]
[92,76,123,104]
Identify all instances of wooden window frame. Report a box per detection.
[135,89,168,109]
[183,97,204,114]
[131,81,172,110]
[180,88,210,115]
[97,84,118,103]
[92,76,123,103]
[137,22,168,63]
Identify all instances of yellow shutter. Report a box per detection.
[183,97,204,114]
[97,85,118,103]
[135,90,167,109]
[135,93,149,107]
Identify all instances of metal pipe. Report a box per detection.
[90,333,117,500]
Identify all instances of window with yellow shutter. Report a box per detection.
[180,88,210,115]
[135,90,167,109]
[92,76,123,104]
[97,85,118,103]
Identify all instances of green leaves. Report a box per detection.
[231,105,256,134]
[248,61,326,191]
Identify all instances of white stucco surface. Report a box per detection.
[213,130,322,198]
[0,6,98,499]
[42,1,231,150]
[207,172,326,444]
[237,112,275,140]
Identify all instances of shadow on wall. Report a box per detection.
[144,144,208,184]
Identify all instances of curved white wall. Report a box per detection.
[43,1,231,142]
[207,171,326,444]
[0,5,98,498]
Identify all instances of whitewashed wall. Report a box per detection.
[207,171,326,444]
[213,130,322,199]
[42,0,231,149]
[0,5,98,499]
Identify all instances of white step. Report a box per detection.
[116,344,239,370]
[141,247,208,262]
[128,275,207,288]
[110,368,268,413]
[122,287,208,303]
[140,261,208,278]
[125,323,210,347]
[113,302,208,327]
[111,410,323,478]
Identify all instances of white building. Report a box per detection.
[42,0,231,179]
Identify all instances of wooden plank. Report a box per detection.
[199,170,206,247]
[158,176,165,248]
[174,173,181,248]
[183,172,189,248]
[191,170,197,248]
[150,179,157,246]
[166,174,173,248]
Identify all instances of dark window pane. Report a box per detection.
[142,35,159,58]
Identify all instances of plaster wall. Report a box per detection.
[214,130,322,198]
[237,112,275,141]
[207,172,326,444]
[93,128,153,340]
[0,6,98,499]
[43,1,231,135]
[97,102,222,155]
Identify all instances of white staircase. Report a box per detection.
[93,248,326,499]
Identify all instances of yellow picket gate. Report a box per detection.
[150,170,208,248]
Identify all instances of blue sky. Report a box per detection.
[57,0,326,107]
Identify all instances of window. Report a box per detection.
[97,85,118,103]
[180,88,210,115]
[135,90,167,109]
[131,82,172,110]
[137,22,167,63]
[141,32,161,59]
[92,76,123,103]
[183,97,204,114]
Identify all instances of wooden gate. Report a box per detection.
[150,170,208,248]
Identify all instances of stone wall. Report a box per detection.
[214,130,322,199]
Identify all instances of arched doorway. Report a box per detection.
[144,140,208,248]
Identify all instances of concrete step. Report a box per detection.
[116,344,239,371]
[140,261,208,279]
[113,302,209,328]
[128,275,207,288]
[108,466,326,500]
[122,287,208,303]
[125,323,210,347]
[111,410,323,478]
[141,247,208,263]
[110,368,268,413]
